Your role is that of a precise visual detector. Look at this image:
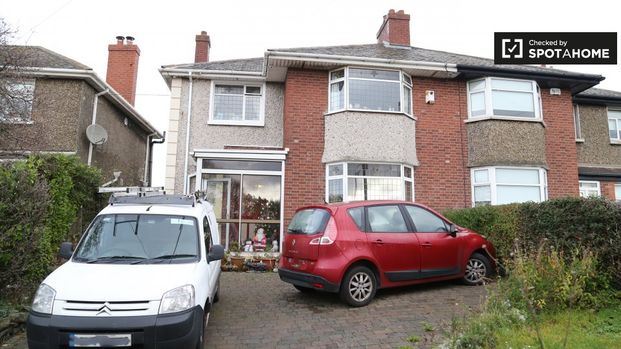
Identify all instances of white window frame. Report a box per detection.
[607,107,621,143]
[615,183,621,202]
[471,166,548,206]
[325,162,414,203]
[466,77,542,122]
[328,67,413,117]
[579,180,601,198]
[574,104,584,142]
[0,79,35,124]
[208,81,266,126]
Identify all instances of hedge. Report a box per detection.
[0,155,103,303]
[444,197,621,287]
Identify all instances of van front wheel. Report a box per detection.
[339,266,377,307]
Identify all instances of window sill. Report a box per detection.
[576,138,585,143]
[464,115,545,126]
[0,120,34,125]
[208,120,264,127]
[324,109,417,121]
[610,140,621,146]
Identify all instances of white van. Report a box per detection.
[26,194,224,349]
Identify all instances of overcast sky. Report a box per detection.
[4,0,620,186]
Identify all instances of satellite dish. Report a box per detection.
[86,124,108,145]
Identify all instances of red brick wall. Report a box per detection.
[283,69,328,225]
[601,181,617,200]
[106,41,140,105]
[543,90,580,198]
[413,78,471,209]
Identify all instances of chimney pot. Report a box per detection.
[376,9,411,46]
[106,37,140,105]
[194,31,211,63]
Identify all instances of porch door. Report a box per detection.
[203,179,232,249]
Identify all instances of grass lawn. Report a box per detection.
[494,306,621,349]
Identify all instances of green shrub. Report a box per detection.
[444,197,621,287]
[444,204,520,260]
[0,155,103,303]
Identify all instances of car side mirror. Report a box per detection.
[207,244,225,263]
[59,242,73,259]
[448,224,459,238]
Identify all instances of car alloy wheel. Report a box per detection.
[463,253,491,285]
[340,266,377,307]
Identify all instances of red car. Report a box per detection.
[278,201,496,307]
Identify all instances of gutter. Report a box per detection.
[573,95,621,106]
[144,131,166,186]
[87,89,109,166]
[22,67,163,138]
[182,72,194,194]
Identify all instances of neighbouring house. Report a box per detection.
[160,10,621,250]
[0,37,163,186]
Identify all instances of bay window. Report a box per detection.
[467,77,542,120]
[608,109,621,142]
[326,163,414,203]
[210,82,264,126]
[471,167,547,206]
[329,67,412,116]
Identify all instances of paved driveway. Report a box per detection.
[4,272,487,349]
[205,272,486,348]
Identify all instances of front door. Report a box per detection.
[403,205,461,278]
[365,205,421,282]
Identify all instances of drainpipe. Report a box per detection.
[87,89,109,166]
[145,131,166,186]
[182,72,194,194]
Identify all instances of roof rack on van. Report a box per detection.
[98,186,165,194]
[108,194,196,207]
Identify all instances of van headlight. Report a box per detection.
[32,284,56,314]
[159,285,194,314]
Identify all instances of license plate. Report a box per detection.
[69,333,131,347]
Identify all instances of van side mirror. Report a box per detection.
[448,224,459,238]
[207,244,225,263]
[59,242,73,259]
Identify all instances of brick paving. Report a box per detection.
[205,272,487,349]
[4,272,487,348]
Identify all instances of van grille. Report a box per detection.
[55,300,158,317]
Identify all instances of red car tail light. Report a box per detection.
[309,218,337,245]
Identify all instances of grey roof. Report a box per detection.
[576,87,621,100]
[163,43,603,81]
[271,43,601,80]
[163,57,263,72]
[1,46,91,70]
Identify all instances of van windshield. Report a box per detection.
[73,214,199,264]
[288,209,330,235]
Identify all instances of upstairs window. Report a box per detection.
[210,83,264,126]
[329,67,412,116]
[0,79,35,123]
[608,109,621,142]
[467,77,542,120]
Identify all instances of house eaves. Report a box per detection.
[23,67,163,138]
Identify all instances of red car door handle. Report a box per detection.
[374,239,384,245]
[422,242,432,248]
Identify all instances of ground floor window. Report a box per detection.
[616,183,621,202]
[192,152,286,251]
[579,180,601,198]
[471,166,547,206]
[326,162,414,203]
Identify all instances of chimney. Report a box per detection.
[106,35,140,105]
[194,31,211,63]
[376,9,411,46]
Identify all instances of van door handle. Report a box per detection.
[421,242,432,248]
[374,239,384,245]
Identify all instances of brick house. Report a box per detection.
[160,10,621,250]
[0,37,163,185]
